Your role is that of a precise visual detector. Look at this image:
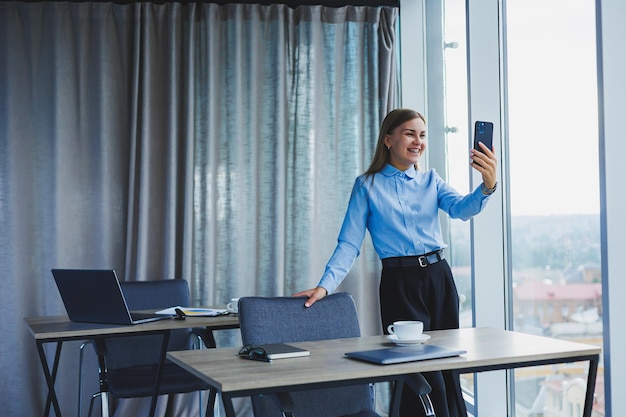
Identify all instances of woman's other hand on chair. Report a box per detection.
[292,286,328,308]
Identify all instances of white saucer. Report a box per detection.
[386,334,431,346]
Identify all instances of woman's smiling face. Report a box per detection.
[384,117,427,171]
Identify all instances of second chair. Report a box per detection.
[79,279,216,417]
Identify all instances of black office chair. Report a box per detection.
[79,279,216,417]
[237,293,435,417]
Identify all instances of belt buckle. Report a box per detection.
[418,255,428,268]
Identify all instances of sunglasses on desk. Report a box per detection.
[239,344,271,362]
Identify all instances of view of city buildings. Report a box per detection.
[451,213,603,417]
[511,215,603,417]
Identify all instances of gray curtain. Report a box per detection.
[0,2,399,416]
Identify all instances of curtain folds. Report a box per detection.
[0,2,399,416]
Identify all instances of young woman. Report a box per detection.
[294,108,497,417]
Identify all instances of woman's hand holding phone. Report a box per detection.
[471,121,497,191]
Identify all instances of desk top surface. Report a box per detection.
[167,327,601,394]
[24,312,240,341]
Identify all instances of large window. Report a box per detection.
[505,1,603,416]
[438,0,603,416]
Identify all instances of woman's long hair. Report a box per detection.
[364,108,426,177]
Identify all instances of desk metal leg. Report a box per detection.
[37,341,63,417]
[148,329,170,417]
[206,389,218,417]
[583,355,599,417]
[221,394,237,417]
[388,379,404,417]
[205,328,217,348]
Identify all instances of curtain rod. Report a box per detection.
[13,1,400,6]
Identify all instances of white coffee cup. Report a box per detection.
[226,298,240,314]
[387,320,424,340]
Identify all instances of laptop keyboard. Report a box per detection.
[130,312,168,320]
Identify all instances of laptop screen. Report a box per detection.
[52,269,143,325]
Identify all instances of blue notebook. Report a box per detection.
[345,344,466,365]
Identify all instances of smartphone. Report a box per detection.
[473,121,494,152]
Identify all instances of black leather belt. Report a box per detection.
[382,250,444,268]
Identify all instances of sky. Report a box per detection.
[444,0,600,217]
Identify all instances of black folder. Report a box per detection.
[345,344,466,365]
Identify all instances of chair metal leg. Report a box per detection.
[78,340,94,417]
[82,338,112,417]
[418,393,435,417]
[87,392,101,417]
[404,373,435,417]
[86,391,110,417]
[93,339,111,417]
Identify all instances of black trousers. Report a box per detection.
[379,259,467,417]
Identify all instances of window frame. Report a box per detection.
[401,0,509,415]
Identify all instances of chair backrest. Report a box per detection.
[239,293,362,345]
[238,293,375,417]
[104,279,193,370]
[121,279,190,311]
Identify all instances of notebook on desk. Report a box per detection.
[345,344,466,365]
[51,269,173,325]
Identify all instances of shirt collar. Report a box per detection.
[381,164,418,179]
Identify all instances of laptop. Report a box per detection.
[345,344,466,365]
[51,269,174,325]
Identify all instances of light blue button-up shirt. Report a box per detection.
[317,164,492,294]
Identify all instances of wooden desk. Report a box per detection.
[167,327,601,417]
[25,313,240,417]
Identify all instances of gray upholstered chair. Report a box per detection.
[78,279,215,417]
[237,292,434,417]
